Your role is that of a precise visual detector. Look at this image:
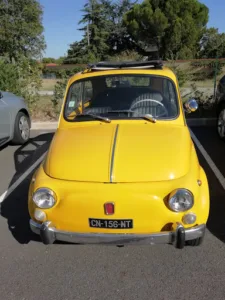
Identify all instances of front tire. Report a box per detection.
[217,105,225,140]
[11,112,30,145]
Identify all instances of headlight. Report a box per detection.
[33,188,56,209]
[168,189,194,212]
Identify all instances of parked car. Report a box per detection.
[216,75,225,139]
[0,91,31,147]
[28,60,210,249]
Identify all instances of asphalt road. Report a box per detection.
[1,127,225,300]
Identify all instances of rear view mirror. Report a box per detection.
[184,99,198,113]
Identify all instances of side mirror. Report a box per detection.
[0,91,3,99]
[184,99,198,113]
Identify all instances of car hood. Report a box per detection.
[44,123,192,183]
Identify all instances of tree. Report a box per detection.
[0,56,43,109]
[78,0,110,61]
[55,56,66,64]
[199,27,225,59]
[64,40,87,64]
[65,0,110,64]
[103,0,137,55]
[0,0,46,62]
[123,0,209,60]
[65,0,138,63]
[42,57,56,64]
[0,0,46,107]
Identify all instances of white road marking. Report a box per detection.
[0,151,47,203]
[190,129,225,191]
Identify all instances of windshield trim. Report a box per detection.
[63,74,180,123]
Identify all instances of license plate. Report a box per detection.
[89,218,133,229]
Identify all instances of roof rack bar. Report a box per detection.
[87,60,163,71]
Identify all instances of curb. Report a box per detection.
[31,118,217,130]
[38,91,54,96]
[31,122,58,130]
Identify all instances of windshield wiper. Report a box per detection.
[139,114,157,123]
[75,113,111,123]
[106,110,157,122]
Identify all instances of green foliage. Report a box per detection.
[0,57,43,110]
[108,49,142,62]
[0,0,46,62]
[43,65,84,78]
[200,28,225,59]
[64,0,136,64]
[175,69,189,87]
[190,59,225,80]
[0,0,45,109]
[52,77,68,114]
[42,57,57,63]
[123,0,209,60]
[102,0,137,56]
[65,0,110,64]
[55,56,66,64]
[64,41,87,64]
[52,66,84,113]
[168,61,190,87]
[183,83,214,109]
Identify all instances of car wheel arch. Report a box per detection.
[18,108,31,127]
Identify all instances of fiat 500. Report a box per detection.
[28,60,210,249]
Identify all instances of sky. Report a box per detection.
[39,0,225,59]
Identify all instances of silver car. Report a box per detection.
[0,91,31,147]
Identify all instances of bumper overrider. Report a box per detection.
[30,220,206,249]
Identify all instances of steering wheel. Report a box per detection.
[130,99,168,118]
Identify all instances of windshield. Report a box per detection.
[64,74,179,121]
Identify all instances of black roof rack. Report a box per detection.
[87,60,163,71]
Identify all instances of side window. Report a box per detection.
[168,81,176,102]
[65,81,82,118]
[83,80,93,105]
[163,79,170,99]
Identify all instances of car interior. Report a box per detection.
[65,75,178,120]
[84,76,178,118]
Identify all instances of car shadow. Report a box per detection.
[0,141,10,151]
[0,132,54,244]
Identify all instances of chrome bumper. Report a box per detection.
[30,219,206,248]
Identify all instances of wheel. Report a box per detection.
[217,105,225,140]
[186,237,203,247]
[11,112,30,145]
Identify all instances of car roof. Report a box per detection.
[68,60,177,84]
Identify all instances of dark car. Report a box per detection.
[216,75,225,140]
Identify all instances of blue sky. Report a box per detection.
[40,0,225,58]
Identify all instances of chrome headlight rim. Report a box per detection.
[168,188,194,212]
[32,187,56,209]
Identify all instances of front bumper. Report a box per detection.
[30,220,206,248]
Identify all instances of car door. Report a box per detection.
[0,92,11,145]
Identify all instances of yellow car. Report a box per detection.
[28,60,210,249]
